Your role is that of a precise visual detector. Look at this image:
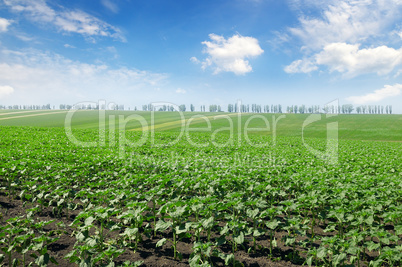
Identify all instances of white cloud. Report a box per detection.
[16,34,34,41]
[316,43,402,76]
[64,44,76,48]
[0,49,167,104]
[190,56,200,64]
[288,0,402,50]
[284,58,317,73]
[284,43,402,76]
[347,84,402,104]
[175,88,186,94]
[101,0,119,13]
[199,33,264,75]
[0,18,12,32]
[3,0,124,41]
[284,0,402,77]
[0,85,14,98]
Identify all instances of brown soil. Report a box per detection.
[0,193,386,267]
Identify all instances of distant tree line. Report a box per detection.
[227,103,283,113]
[355,105,392,114]
[0,104,53,110]
[0,103,394,114]
[0,104,131,110]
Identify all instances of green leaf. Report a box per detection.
[233,231,244,245]
[76,232,87,242]
[170,206,187,218]
[156,238,167,248]
[49,256,58,264]
[189,254,201,267]
[306,256,313,266]
[132,261,144,267]
[176,224,188,235]
[220,224,229,235]
[317,247,327,259]
[246,209,259,219]
[225,254,235,265]
[271,237,277,248]
[122,228,138,237]
[64,250,76,259]
[35,253,50,267]
[350,256,358,264]
[395,225,402,235]
[285,237,295,246]
[32,241,44,251]
[366,241,380,251]
[332,253,347,266]
[155,220,172,232]
[266,220,279,230]
[347,245,360,255]
[85,216,95,226]
[253,228,264,237]
[369,259,383,267]
[202,216,214,229]
[216,236,226,247]
[86,237,97,247]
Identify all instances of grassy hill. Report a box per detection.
[0,109,401,141]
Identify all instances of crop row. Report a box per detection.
[0,126,401,266]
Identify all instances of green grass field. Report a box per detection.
[0,110,401,141]
[1,110,401,266]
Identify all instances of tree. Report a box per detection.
[299,105,305,114]
[346,104,354,114]
[179,104,186,112]
[190,104,195,112]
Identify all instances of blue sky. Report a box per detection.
[0,0,401,113]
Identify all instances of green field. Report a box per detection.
[0,110,401,141]
[0,110,401,266]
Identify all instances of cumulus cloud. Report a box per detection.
[286,43,402,76]
[0,49,167,104]
[199,33,264,75]
[284,0,402,77]
[316,43,402,76]
[0,85,14,98]
[175,88,186,94]
[0,18,12,32]
[347,84,402,104]
[288,0,402,50]
[3,0,124,41]
[284,58,317,73]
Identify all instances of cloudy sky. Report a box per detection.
[0,0,401,113]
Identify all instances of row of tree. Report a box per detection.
[227,104,283,113]
[0,103,394,114]
[0,104,53,110]
[355,105,392,114]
